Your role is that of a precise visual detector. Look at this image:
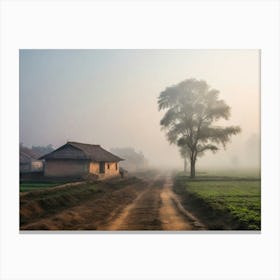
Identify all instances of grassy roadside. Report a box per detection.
[20,177,143,229]
[20,182,99,226]
[20,181,71,192]
[173,173,261,230]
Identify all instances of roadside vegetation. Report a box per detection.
[20,181,70,192]
[20,176,145,230]
[173,170,261,230]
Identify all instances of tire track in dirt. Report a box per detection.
[21,181,147,230]
[100,174,205,231]
[159,177,206,230]
[100,177,162,230]
[21,173,206,231]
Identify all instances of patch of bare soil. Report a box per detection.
[21,173,206,231]
[101,175,205,231]
[20,177,146,230]
[160,178,206,230]
[100,182,162,230]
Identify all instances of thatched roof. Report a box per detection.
[40,141,124,162]
[20,147,41,163]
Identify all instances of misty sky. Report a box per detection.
[20,50,260,169]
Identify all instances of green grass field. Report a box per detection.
[20,182,69,192]
[174,170,261,230]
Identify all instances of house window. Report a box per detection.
[107,163,110,169]
[99,162,105,173]
[115,163,118,170]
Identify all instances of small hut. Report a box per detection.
[40,141,124,179]
[20,146,43,173]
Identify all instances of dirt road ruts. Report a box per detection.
[100,174,205,231]
[21,173,205,231]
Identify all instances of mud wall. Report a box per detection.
[89,162,99,174]
[44,159,89,177]
[104,162,119,177]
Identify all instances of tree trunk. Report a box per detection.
[190,159,196,178]
[183,158,187,173]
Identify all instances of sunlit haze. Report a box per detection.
[20,50,260,170]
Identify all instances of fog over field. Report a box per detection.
[20,50,260,170]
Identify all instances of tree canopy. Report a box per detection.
[158,78,241,177]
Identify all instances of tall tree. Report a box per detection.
[158,78,241,178]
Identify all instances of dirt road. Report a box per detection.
[159,178,193,230]
[100,178,162,230]
[21,173,205,231]
[100,174,205,231]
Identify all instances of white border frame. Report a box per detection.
[1,1,280,280]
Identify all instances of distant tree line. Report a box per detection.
[20,143,54,158]
[31,144,54,157]
[110,147,148,171]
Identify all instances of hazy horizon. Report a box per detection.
[20,49,260,170]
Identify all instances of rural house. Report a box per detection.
[40,141,124,179]
[20,146,43,173]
